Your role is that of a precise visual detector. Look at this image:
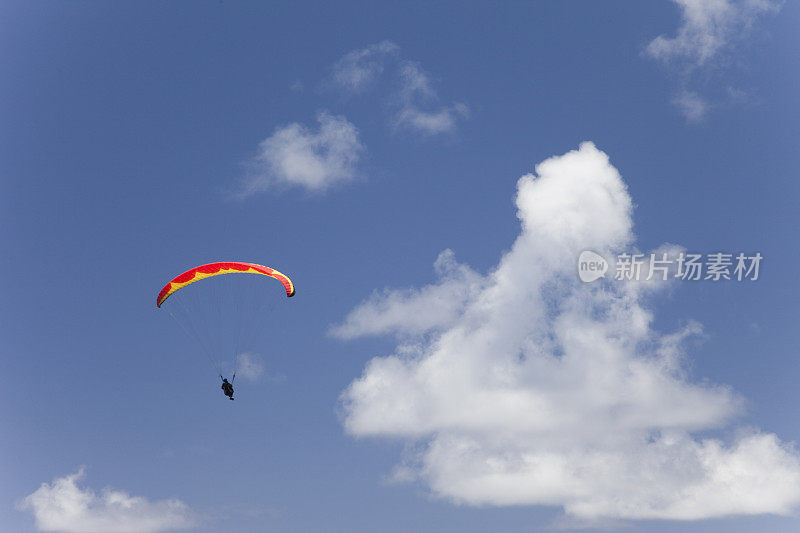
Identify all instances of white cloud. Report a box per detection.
[645,0,780,122]
[337,142,800,522]
[394,61,469,135]
[235,352,264,381]
[672,90,710,122]
[329,40,399,93]
[332,249,485,339]
[19,469,196,533]
[240,112,363,195]
[327,44,468,135]
[395,103,470,136]
[645,0,780,67]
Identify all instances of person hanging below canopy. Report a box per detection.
[220,374,235,400]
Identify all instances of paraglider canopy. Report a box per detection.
[157,261,294,307]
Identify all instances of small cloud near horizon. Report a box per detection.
[18,468,196,533]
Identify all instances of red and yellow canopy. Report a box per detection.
[157,262,294,307]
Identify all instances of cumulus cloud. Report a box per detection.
[18,469,196,533]
[394,61,469,135]
[240,112,363,195]
[329,40,399,93]
[337,142,800,523]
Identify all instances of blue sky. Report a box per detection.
[2,1,799,532]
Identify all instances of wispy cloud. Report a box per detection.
[646,0,779,67]
[239,112,363,195]
[672,90,710,122]
[18,469,196,533]
[235,352,264,381]
[329,40,399,94]
[336,142,800,523]
[644,0,780,121]
[393,61,469,135]
[328,43,469,135]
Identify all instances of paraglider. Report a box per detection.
[157,261,294,399]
